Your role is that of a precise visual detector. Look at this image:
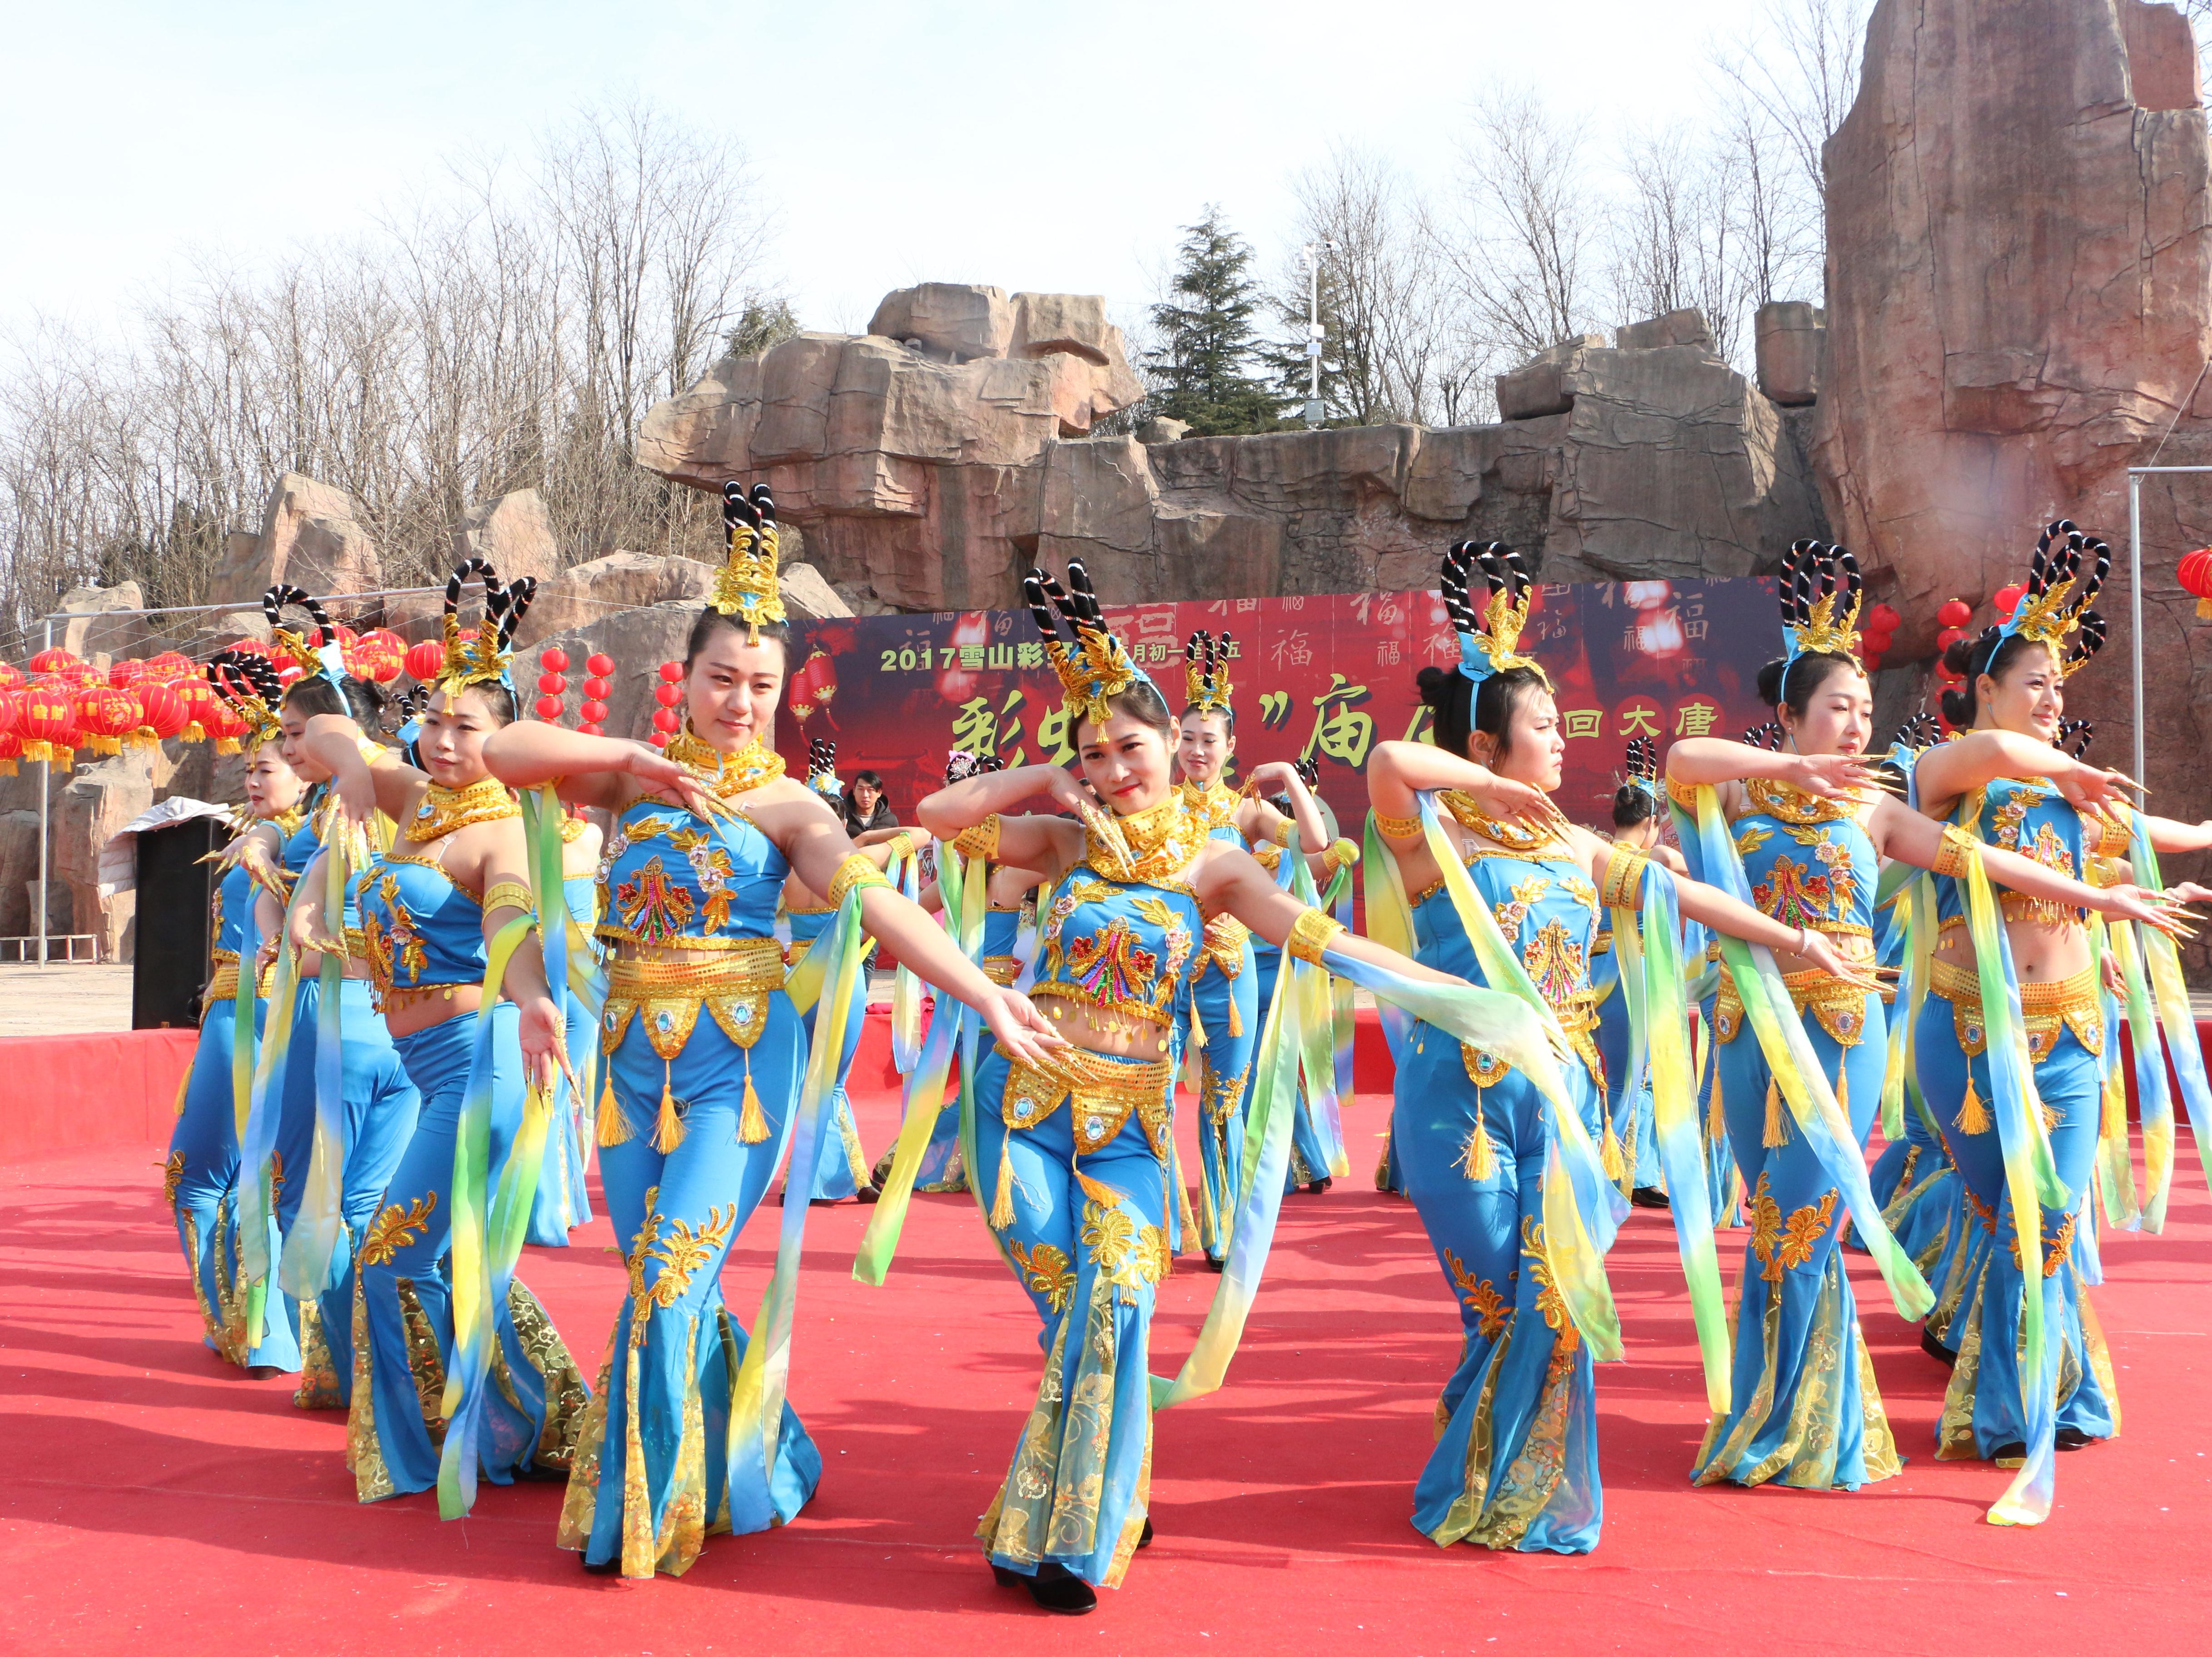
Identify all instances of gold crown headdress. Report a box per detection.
[711,481,784,641]
[1025,559,1146,730]
[1183,629,1234,714]
[433,557,536,702]
[262,585,337,682]
[206,649,286,748]
[2001,520,2109,678]
[1778,539,1864,663]
[1442,541,1547,689]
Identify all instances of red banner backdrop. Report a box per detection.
[779,576,1783,834]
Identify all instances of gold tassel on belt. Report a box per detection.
[1600,1120,1626,1181]
[1763,1077,1788,1148]
[738,1049,769,1145]
[653,1060,685,1152]
[596,1067,632,1147]
[1458,1113,1497,1180]
[1956,1075,1991,1136]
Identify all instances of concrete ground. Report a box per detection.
[0,965,135,1037]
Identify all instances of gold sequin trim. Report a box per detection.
[600,939,784,1059]
[953,814,1002,861]
[1287,906,1345,966]
[1000,1049,1174,1160]
[828,852,890,906]
[1926,958,2102,1062]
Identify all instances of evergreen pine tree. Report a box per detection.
[1145,208,1289,436]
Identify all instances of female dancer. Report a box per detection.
[1910,525,2205,1520]
[1174,630,1339,1258]
[1666,540,2181,1496]
[264,590,421,1410]
[483,483,1059,1580]
[166,653,306,1375]
[526,807,603,1244]
[915,561,1485,1612]
[309,558,583,1507]
[1588,738,1682,1207]
[1368,542,1876,1552]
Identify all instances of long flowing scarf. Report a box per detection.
[724,867,871,1533]
[278,842,357,1299]
[856,839,989,1281]
[1280,838,1350,1178]
[1669,784,1933,1322]
[235,916,303,1346]
[887,839,926,1074]
[1609,856,1730,1409]
[2101,915,2170,1229]
[2125,812,2212,1201]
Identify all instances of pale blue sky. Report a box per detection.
[5,0,1769,340]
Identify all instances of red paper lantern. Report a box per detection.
[540,648,569,674]
[174,677,218,742]
[1936,597,1973,629]
[27,647,81,679]
[1861,629,1893,655]
[1867,602,1902,633]
[537,672,567,697]
[135,680,188,744]
[0,730,20,776]
[579,722,604,737]
[2178,547,2212,619]
[582,676,610,701]
[654,682,682,709]
[1935,625,1967,654]
[652,707,680,734]
[1993,582,2027,620]
[0,663,20,694]
[404,638,447,683]
[109,657,145,689]
[649,730,670,749]
[580,699,609,724]
[76,683,139,755]
[534,694,565,720]
[19,680,79,765]
[586,653,615,678]
[228,637,272,660]
[347,628,406,684]
[145,650,193,683]
[658,661,683,683]
[203,695,250,753]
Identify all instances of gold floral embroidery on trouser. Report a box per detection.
[1010,1242,1077,1313]
[1745,1171,1840,1284]
[163,1151,184,1210]
[293,1300,347,1409]
[347,1273,394,1500]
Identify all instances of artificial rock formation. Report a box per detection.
[640,285,1824,608]
[1816,0,2212,806]
[207,473,384,607]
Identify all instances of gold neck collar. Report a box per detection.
[1087,791,1207,884]
[667,724,786,797]
[268,804,307,837]
[407,775,519,842]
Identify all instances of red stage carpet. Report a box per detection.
[5,1066,2212,1652]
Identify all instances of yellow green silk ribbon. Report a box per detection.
[2124,811,2212,1202]
[1671,784,1933,1321]
[1609,858,1731,1410]
[278,842,355,1300]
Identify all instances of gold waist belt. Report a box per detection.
[1202,912,1250,974]
[377,980,479,1016]
[1927,958,2103,1063]
[1940,894,2086,932]
[602,939,786,1060]
[205,952,276,1009]
[983,954,1021,987]
[1712,934,1876,1049]
[1001,1047,1175,1161]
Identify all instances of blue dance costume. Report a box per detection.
[1387,795,1609,1553]
[1180,780,1259,1262]
[556,732,822,1576]
[1688,775,1900,1489]
[1919,778,2118,1460]
[166,819,300,1371]
[347,775,584,1500]
[972,794,1205,1588]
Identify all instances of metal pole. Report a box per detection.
[36,617,50,969]
[1309,251,1322,408]
[2130,471,2145,800]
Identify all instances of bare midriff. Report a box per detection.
[1934,913,2089,985]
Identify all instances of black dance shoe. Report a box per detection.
[1630,1186,1671,1210]
[1138,1516,1154,1549]
[1301,1177,1333,1194]
[1919,1327,1957,1368]
[1205,1255,1225,1273]
[580,1553,624,1575]
[1023,1564,1097,1614]
[2056,1427,2099,1451]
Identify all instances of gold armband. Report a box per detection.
[1323,836,1361,873]
[1373,808,1422,841]
[886,830,916,864]
[1665,776,1701,810]
[1600,845,1650,910]
[952,814,1002,862]
[481,880,536,918]
[1287,906,1346,966]
[1933,824,1977,879]
[1252,841,1283,872]
[1270,816,1295,847]
[829,853,892,906]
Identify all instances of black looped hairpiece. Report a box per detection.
[722,479,759,533]
[1623,734,1658,782]
[1892,712,1940,752]
[1022,570,1062,646]
[2067,609,2108,672]
[1438,541,1480,633]
[1293,756,1320,791]
[2058,717,2095,759]
[261,583,331,646]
